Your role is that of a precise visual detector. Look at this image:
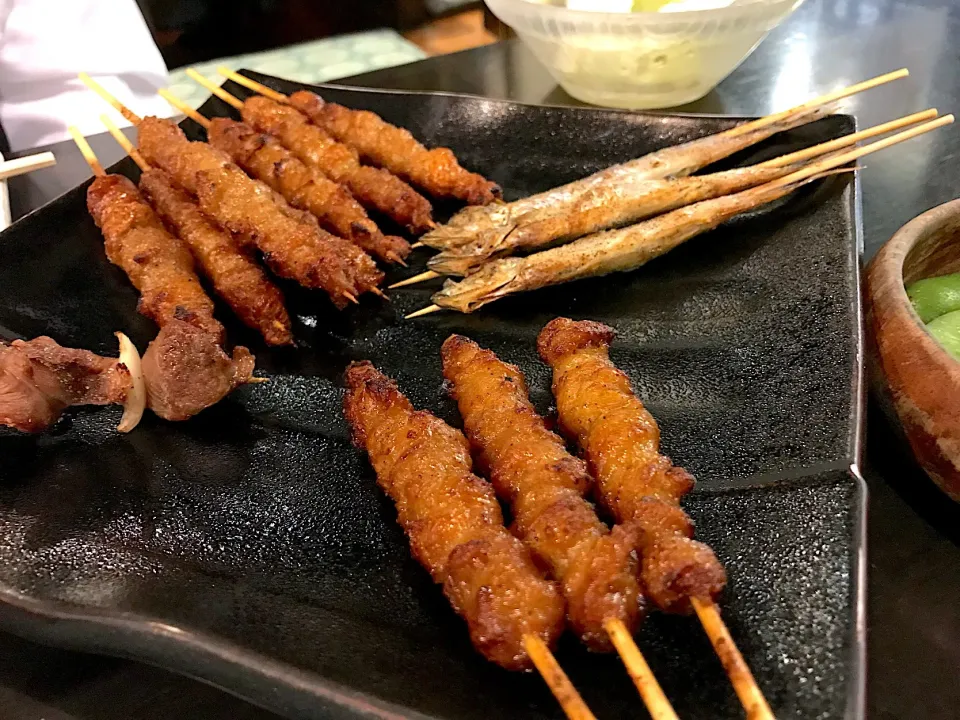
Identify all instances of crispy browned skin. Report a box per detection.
[142,320,255,422]
[206,119,410,265]
[538,318,726,614]
[239,97,435,234]
[139,168,293,346]
[86,174,224,340]
[136,116,370,307]
[441,335,644,650]
[289,90,500,206]
[0,337,132,432]
[343,361,565,670]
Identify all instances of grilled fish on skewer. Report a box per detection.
[538,318,726,613]
[343,361,565,670]
[441,335,645,650]
[288,90,500,206]
[206,118,410,264]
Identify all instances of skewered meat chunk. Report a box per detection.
[288,90,500,206]
[86,174,224,341]
[0,337,133,432]
[239,96,435,234]
[441,335,645,651]
[537,318,726,614]
[136,116,374,306]
[343,361,565,670]
[139,168,294,346]
[206,118,410,265]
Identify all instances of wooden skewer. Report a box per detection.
[100,114,150,172]
[759,108,938,168]
[404,304,442,319]
[157,88,211,130]
[604,619,679,720]
[729,68,908,138]
[411,241,425,249]
[523,634,597,720]
[0,152,57,181]
[216,66,289,104]
[77,72,142,125]
[68,126,104,177]
[691,597,774,720]
[389,270,441,289]
[185,68,245,111]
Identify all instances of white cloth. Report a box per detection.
[0,0,174,151]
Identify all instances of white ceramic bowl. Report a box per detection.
[484,0,805,109]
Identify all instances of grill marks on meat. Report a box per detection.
[86,174,224,341]
[343,361,565,670]
[0,338,132,432]
[288,90,500,207]
[537,318,726,613]
[139,169,293,346]
[142,320,254,422]
[239,97,435,234]
[206,118,410,265]
[441,335,644,650]
[136,116,375,307]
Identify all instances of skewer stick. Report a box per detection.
[729,68,908,138]
[759,108,938,168]
[0,152,57,181]
[185,69,246,111]
[603,619,679,720]
[389,270,440,289]
[411,242,425,249]
[369,287,390,301]
[523,634,597,720]
[157,89,211,131]
[216,66,289,104]
[691,597,774,720]
[404,304,442,319]
[77,73,142,125]
[100,115,150,173]
[68,126,105,177]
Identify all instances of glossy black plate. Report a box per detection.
[0,72,865,720]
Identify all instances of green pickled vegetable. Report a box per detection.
[927,309,960,360]
[906,272,960,323]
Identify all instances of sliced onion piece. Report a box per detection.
[115,332,145,433]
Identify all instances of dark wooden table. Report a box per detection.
[3,1,959,718]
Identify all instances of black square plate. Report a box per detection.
[0,71,865,719]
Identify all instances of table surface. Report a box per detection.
[3,1,959,718]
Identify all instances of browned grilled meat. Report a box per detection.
[86,174,224,340]
[0,337,133,432]
[343,361,565,670]
[141,320,255,422]
[139,168,293,346]
[289,90,500,206]
[441,335,644,650]
[136,116,373,306]
[206,118,410,265]
[538,318,727,614]
[239,96,435,234]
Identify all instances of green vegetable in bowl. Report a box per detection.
[926,309,960,360]
[906,272,960,323]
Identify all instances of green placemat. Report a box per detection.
[168,29,426,108]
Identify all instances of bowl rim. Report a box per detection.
[484,0,806,22]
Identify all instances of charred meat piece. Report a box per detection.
[86,174,223,340]
[538,318,726,614]
[139,168,293,346]
[441,335,645,650]
[343,360,565,670]
[289,90,500,206]
[207,118,410,264]
[239,96,434,234]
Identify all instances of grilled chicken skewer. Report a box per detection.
[537,317,768,719]
[408,114,953,317]
[422,68,909,253]
[218,67,501,207]
[100,115,294,347]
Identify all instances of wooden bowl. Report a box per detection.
[865,198,960,501]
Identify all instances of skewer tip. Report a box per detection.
[343,292,360,305]
[370,287,390,301]
[404,304,442,319]
[388,270,441,289]
[411,242,425,249]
